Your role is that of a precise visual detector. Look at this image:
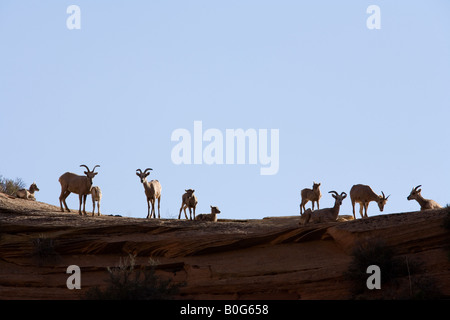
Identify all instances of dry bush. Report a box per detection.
[31,233,60,266]
[345,239,442,299]
[85,254,183,300]
[0,175,26,196]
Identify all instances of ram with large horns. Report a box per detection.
[299,190,347,225]
[136,168,162,219]
[58,164,100,215]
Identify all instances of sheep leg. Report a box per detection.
[83,194,87,215]
[178,204,189,219]
[364,203,369,218]
[303,200,310,213]
[359,203,364,219]
[79,194,87,216]
[157,196,161,219]
[188,207,192,220]
[147,200,151,219]
[59,190,71,212]
[92,199,96,216]
[97,201,101,216]
[351,200,356,219]
[78,194,83,215]
[150,199,156,219]
[300,200,307,215]
[193,206,196,220]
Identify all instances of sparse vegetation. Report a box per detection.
[85,254,182,300]
[31,233,60,266]
[346,239,403,291]
[345,238,442,299]
[406,275,442,300]
[0,174,26,196]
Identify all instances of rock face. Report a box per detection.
[0,192,449,300]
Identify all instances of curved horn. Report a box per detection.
[143,168,153,174]
[328,191,339,196]
[341,192,347,198]
[414,185,422,191]
[92,165,100,172]
[80,164,91,172]
[136,168,143,174]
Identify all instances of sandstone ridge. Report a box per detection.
[0,192,449,299]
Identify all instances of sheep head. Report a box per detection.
[30,182,39,192]
[210,205,221,214]
[407,185,422,201]
[136,168,152,183]
[80,164,100,182]
[184,189,197,207]
[329,191,347,205]
[377,191,390,211]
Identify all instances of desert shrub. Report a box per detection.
[85,254,182,300]
[346,239,403,292]
[31,234,60,266]
[0,175,26,196]
[345,238,442,299]
[408,276,442,300]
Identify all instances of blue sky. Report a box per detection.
[1,1,449,219]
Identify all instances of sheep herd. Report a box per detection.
[299,182,442,225]
[14,165,442,225]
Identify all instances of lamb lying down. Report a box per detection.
[299,191,347,225]
[195,206,221,222]
[16,182,40,201]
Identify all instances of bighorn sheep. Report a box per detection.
[136,168,162,219]
[16,182,40,201]
[299,191,347,225]
[195,206,221,222]
[91,186,102,216]
[178,189,198,220]
[407,185,442,211]
[300,182,322,215]
[59,165,100,215]
[350,184,389,219]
